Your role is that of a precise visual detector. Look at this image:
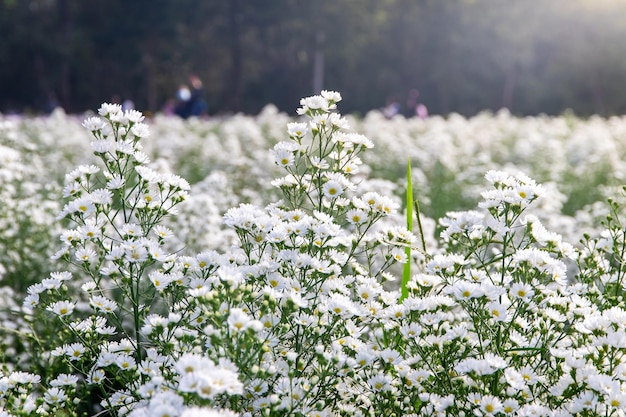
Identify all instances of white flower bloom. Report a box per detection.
[41,276,63,290]
[322,180,344,199]
[106,174,125,189]
[509,282,535,301]
[91,138,114,154]
[447,281,484,300]
[43,387,67,405]
[115,354,137,371]
[90,295,117,313]
[271,148,295,168]
[287,122,308,138]
[321,90,342,103]
[64,342,85,360]
[48,300,75,317]
[50,373,79,387]
[149,271,174,292]
[486,301,509,322]
[75,247,98,264]
[136,166,161,184]
[131,123,150,138]
[98,102,122,117]
[87,369,106,384]
[82,116,106,131]
[227,308,259,333]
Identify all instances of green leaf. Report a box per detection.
[401,158,413,301]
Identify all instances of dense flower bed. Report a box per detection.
[1,95,626,416]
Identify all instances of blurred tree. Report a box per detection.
[1,0,626,116]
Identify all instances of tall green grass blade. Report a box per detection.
[414,199,427,254]
[401,159,413,301]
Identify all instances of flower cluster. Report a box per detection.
[2,93,626,417]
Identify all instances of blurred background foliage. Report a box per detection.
[1,0,626,117]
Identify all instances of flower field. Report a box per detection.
[2,93,626,416]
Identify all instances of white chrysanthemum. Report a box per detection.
[271,148,295,168]
[91,138,114,154]
[322,180,344,199]
[43,387,67,405]
[90,295,117,313]
[106,174,125,190]
[447,281,484,300]
[321,90,342,103]
[479,395,503,416]
[82,116,106,131]
[149,271,174,292]
[50,374,79,387]
[98,102,122,117]
[486,301,509,322]
[41,276,63,290]
[74,248,98,264]
[48,300,75,317]
[426,254,467,274]
[136,166,161,184]
[64,342,85,360]
[287,122,308,138]
[227,308,261,333]
[297,95,328,114]
[130,122,150,138]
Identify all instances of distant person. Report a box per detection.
[188,74,208,117]
[173,75,208,119]
[383,96,402,119]
[122,98,135,112]
[416,103,428,119]
[174,84,192,118]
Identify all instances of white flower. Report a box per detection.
[479,395,503,416]
[66,197,96,217]
[153,225,174,240]
[287,122,308,138]
[124,109,145,123]
[321,90,342,103]
[90,295,117,313]
[486,301,509,322]
[131,123,150,138]
[64,342,85,360]
[106,174,125,189]
[82,116,106,131]
[149,271,174,292]
[43,387,67,405]
[322,180,344,199]
[75,247,98,263]
[50,374,79,387]
[367,373,393,392]
[271,148,295,168]
[116,354,137,371]
[448,281,484,300]
[136,166,161,184]
[91,139,114,154]
[41,276,63,290]
[62,181,82,198]
[509,282,535,301]
[48,300,75,317]
[227,308,260,333]
[297,95,328,113]
[217,265,244,286]
[98,102,122,117]
[87,369,106,384]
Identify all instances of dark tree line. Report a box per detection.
[2,0,626,116]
